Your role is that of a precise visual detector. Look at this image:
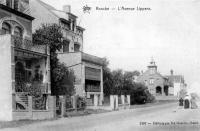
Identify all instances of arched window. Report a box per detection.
[14,26,23,37]
[2,22,11,34]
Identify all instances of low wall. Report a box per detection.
[13,95,56,120]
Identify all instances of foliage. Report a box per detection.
[102,58,114,96]
[102,58,154,104]
[51,62,75,96]
[112,69,124,94]
[33,24,75,96]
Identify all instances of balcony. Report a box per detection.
[12,35,47,54]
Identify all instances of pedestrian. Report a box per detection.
[178,97,184,109]
[184,95,190,109]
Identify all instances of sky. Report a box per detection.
[42,0,200,87]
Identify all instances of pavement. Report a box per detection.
[1,102,200,131]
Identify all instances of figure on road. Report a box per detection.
[184,95,190,109]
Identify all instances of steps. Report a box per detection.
[15,93,29,110]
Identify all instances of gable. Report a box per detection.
[30,0,59,32]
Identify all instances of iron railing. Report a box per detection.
[12,35,47,54]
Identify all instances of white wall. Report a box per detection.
[0,35,13,121]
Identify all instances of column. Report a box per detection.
[100,67,104,105]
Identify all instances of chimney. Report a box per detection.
[63,5,71,13]
[170,69,173,75]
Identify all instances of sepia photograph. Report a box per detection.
[0,0,200,130]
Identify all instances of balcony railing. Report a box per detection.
[12,35,47,54]
[85,85,101,92]
[15,82,49,94]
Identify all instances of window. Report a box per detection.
[74,43,80,52]
[14,26,23,37]
[6,0,12,8]
[150,69,154,74]
[69,19,76,31]
[2,22,11,34]
[63,40,70,53]
[149,78,154,84]
[14,0,19,10]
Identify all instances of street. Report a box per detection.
[2,102,200,131]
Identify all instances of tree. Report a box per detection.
[33,24,75,96]
[102,58,114,96]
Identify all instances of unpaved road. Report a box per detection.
[2,102,200,131]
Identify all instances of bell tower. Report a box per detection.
[147,57,157,74]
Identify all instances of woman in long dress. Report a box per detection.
[184,95,190,109]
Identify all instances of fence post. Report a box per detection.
[72,95,77,111]
[61,96,66,117]
[94,94,98,108]
[28,96,32,118]
[115,95,119,110]
[48,95,56,118]
[121,95,125,109]
[110,95,114,110]
[127,95,130,108]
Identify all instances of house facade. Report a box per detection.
[0,0,55,121]
[30,0,104,106]
[136,59,171,96]
[165,70,186,97]
[136,59,186,97]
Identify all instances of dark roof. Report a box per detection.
[165,75,184,83]
[77,26,85,31]
[0,4,34,20]
[82,52,104,66]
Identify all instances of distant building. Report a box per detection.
[30,0,104,106]
[136,58,185,97]
[165,70,185,97]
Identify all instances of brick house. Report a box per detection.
[136,59,171,96]
[136,58,185,97]
[30,0,104,106]
[0,0,55,121]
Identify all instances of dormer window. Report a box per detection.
[2,22,11,34]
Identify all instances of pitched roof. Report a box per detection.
[37,0,56,10]
[165,75,184,83]
[37,0,77,20]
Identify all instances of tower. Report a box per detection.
[147,57,157,74]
